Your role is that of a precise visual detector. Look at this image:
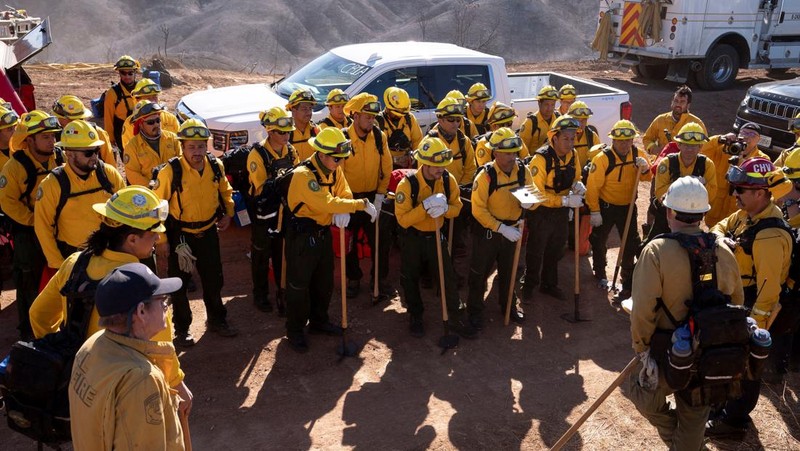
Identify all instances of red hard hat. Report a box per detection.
[726,157,774,188]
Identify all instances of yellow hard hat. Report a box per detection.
[21,110,61,137]
[547,115,580,141]
[131,100,164,122]
[466,83,491,101]
[559,84,577,100]
[445,90,467,107]
[259,107,295,132]
[768,170,793,199]
[413,137,452,167]
[0,106,19,130]
[325,89,349,106]
[436,97,465,118]
[93,186,168,233]
[384,87,411,113]
[783,149,800,180]
[52,95,92,120]
[344,92,381,116]
[673,122,708,145]
[114,55,140,71]
[608,119,638,140]
[286,89,317,109]
[177,118,211,141]
[309,127,352,158]
[131,78,161,98]
[567,101,593,119]
[486,102,516,126]
[488,127,523,153]
[56,120,104,149]
[790,112,800,132]
[537,85,559,101]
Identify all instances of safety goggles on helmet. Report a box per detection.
[27,116,60,134]
[436,102,465,116]
[470,89,491,100]
[261,115,294,129]
[492,136,523,151]
[179,125,211,139]
[52,101,84,119]
[289,90,316,104]
[490,108,515,123]
[133,103,164,121]
[317,139,353,157]
[553,116,580,131]
[569,107,593,118]
[134,83,160,96]
[416,148,453,164]
[107,195,169,222]
[539,89,559,99]
[609,127,637,139]
[115,59,138,70]
[360,101,382,114]
[675,131,707,143]
[784,166,800,177]
[327,93,350,104]
[0,110,18,126]
[726,165,769,187]
[559,87,577,97]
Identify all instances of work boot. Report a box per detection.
[309,321,344,336]
[287,333,309,353]
[174,331,196,348]
[346,279,360,298]
[207,320,239,337]
[469,314,485,331]
[508,307,525,324]
[705,419,747,440]
[447,318,478,339]
[276,289,286,317]
[540,284,566,301]
[409,316,425,338]
[593,269,606,281]
[254,296,272,313]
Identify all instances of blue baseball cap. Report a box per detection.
[96,263,182,317]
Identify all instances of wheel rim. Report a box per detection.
[711,55,733,84]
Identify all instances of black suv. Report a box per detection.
[734,78,800,160]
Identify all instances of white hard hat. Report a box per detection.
[662,176,710,214]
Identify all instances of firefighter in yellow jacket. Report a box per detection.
[568,101,602,167]
[702,122,770,227]
[519,85,559,152]
[318,89,352,130]
[123,101,182,187]
[642,85,706,155]
[153,119,237,344]
[558,84,577,116]
[774,112,800,166]
[35,120,126,270]
[468,128,539,329]
[52,95,116,167]
[707,158,793,437]
[445,90,479,139]
[103,55,139,153]
[0,111,61,339]
[586,120,651,295]
[466,83,492,136]
[376,87,423,169]
[287,88,320,161]
[340,93,393,298]
[521,116,583,301]
[0,106,18,168]
[282,127,377,352]
[120,78,180,149]
[248,107,299,314]
[474,102,530,166]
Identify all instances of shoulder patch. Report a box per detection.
[530,166,538,176]
[0,175,6,188]
[308,179,320,192]
[396,192,405,204]
[35,186,43,200]
[658,163,667,174]
[123,154,130,164]
[144,392,163,425]
[589,163,597,173]
[477,148,485,158]
[249,161,258,173]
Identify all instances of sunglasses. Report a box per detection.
[733,186,764,195]
[676,131,707,142]
[738,130,758,139]
[26,116,60,133]
[134,84,160,96]
[417,148,453,164]
[444,116,462,123]
[273,129,290,136]
[119,71,136,77]
[70,147,99,158]
[144,117,161,126]
[470,89,491,100]
[327,93,350,104]
[437,103,465,116]
[493,136,523,150]
[262,116,294,129]
[0,110,18,125]
[180,126,210,139]
[569,107,593,118]
[610,127,637,138]
[332,156,347,163]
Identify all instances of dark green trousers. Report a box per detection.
[12,226,43,337]
[399,228,460,319]
[251,219,283,303]
[467,227,518,319]
[284,226,333,336]
[589,201,640,288]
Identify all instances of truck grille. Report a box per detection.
[747,96,798,121]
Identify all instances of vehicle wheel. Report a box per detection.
[697,44,739,90]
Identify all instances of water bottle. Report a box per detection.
[746,317,758,336]
[672,323,692,344]
[232,191,251,227]
[147,70,162,88]
[747,327,772,380]
[666,325,694,390]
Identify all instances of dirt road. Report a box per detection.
[1,61,798,450]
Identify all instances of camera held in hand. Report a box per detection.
[720,136,746,155]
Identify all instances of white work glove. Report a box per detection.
[638,350,659,391]
[363,200,378,223]
[427,204,447,219]
[374,193,385,216]
[498,224,522,242]
[422,193,447,210]
[562,194,584,209]
[590,212,603,227]
[175,238,197,274]
[333,213,350,228]
[635,156,650,173]
[571,181,587,197]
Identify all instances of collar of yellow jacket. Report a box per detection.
[103,329,177,359]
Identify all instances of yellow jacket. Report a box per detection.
[290,123,320,162]
[466,108,489,136]
[121,110,180,152]
[103,83,136,146]
[341,124,392,195]
[287,155,365,226]
[642,112,706,154]
[34,163,126,268]
[0,148,9,170]
[528,145,580,208]
[585,145,651,212]
[474,135,530,167]
[574,127,602,167]
[30,248,184,386]
[318,115,352,130]
[429,126,476,185]
[459,116,479,140]
[519,111,555,152]
[702,135,770,227]
[395,169,462,232]
[653,154,717,199]
[631,225,744,353]
[70,330,184,451]
[774,140,800,167]
[471,160,538,231]
[153,155,235,235]
[378,112,423,159]
[711,204,792,327]
[0,148,63,226]
[247,140,299,197]
[123,130,182,187]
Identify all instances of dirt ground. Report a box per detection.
[1,61,799,450]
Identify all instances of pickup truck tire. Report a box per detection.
[697,44,739,90]
[632,63,668,80]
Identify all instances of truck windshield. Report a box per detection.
[276,52,371,111]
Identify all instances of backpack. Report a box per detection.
[581,144,640,185]
[13,149,65,204]
[654,232,752,407]
[90,83,131,121]
[427,128,466,165]
[667,153,707,182]
[154,154,225,232]
[50,165,115,237]
[1,250,98,445]
[404,170,452,207]
[474,160,527,198]
[531,145,577,193]
[220,145,254,195]
[273,159,335,230]
[249,143,297,236]
[342,126,385,156]
[376,113,413,152]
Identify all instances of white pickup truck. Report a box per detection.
[175,42,631,155]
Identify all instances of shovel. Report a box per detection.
[562,208,591,323]
[607,170,641,294]
[277,245,287,317]
[504,219,525,326]
[337,225,359,358]
[371,212,383,306]
[435,218,459,353]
